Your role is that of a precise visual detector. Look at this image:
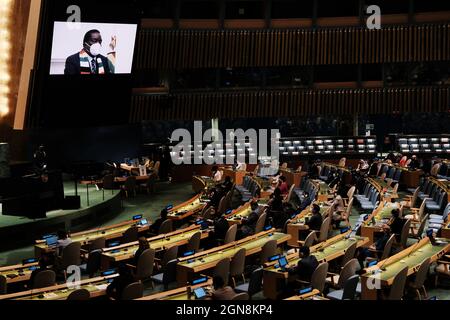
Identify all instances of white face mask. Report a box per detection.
[88,42,102,56]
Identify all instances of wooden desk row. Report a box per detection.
[176,229,291,285]
[311,179,334,202]
[137,278,213,301]
[376,162,423,189]
[220,167,247,185]
[279,168,307,188]
[321,162,352,185]
[360,201,399,245]
[263,232,369,300]
[367,177,398,201]
[192,175,216,194]
[101,225,209,269]
[0,262,39,285]
[361,237,450,300]
[225,202,252,225]
[35,218,152,257]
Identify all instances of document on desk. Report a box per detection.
[95,284,108,291]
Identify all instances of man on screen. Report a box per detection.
[64,29,116,75]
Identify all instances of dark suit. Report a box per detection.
[307,213,323,232]
[149,217,167,235]
[106,273,135,300]
[64,53,111,75]
[294,255,319,282]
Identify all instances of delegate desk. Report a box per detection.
[221,167,247,185]
[361,237,450,300]
[0,261,39,285]
[101,225,209,268]
[0,274,118,300]
[137,278,213,300]
[167,194,207,221]
[287,203,331,247]
[34,218,152,257]
[225,202,252,225]
[176,230,291,285]
[263,232,369,300]
[360,201,399,246]
[280,168,307,188]
[377,162,423,189]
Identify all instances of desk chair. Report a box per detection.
[158,219,173,235]
[260,240,277,264]
[80,249,102,278]
[327,258,360,289]
[141,173,158,194]
[408,258,430,300]
[303,231,318,248]
[154,245,178,272]
[213,258,231,286]
[367,234,396,263]
[326,275,359,300]
[230,248,246,287]
[127,248,155,285]
[231,292,249,300]
[317,217,331,243]
[217,196,228,215]
[122,176,137,198]
[122,282,144,300]
[403,187,420,209]
[187,232,201,252]
[340,242,357,268]
[67,288,90,300]
[409,214,428,241]
[435,255,450,288]
[254,213,267,234]
[202,207,215,220]
[58,242,81,280]
[234,267,264,300]
[224,224,238,245]
[0,275,6,294]
[151,259,178,290]
[33,270,56,289]
[395,219,412,250]
[297,262,329,295]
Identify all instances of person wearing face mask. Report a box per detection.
[64,29,116,75]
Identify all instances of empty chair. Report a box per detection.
[234,267,264,299]
[260,239,277,264]
[343,186,356,206]
[231,293,249,300]
[405,187,420,209]
[327,275,360,300]
[410,215,429,241]
[217,196,228,215]
[80,249,102,277]
[305,262,329,294]
[224,224,238,244]
[187,232,201,252]
[202,207,215,220]
[122,226,139,243]
[67,288,90,300]
[121,282,144,300]
[0,275,6,294]
[32,270,56,289]
[398,219,412,249]
[158,219,173,235]
[122,176,137,198]
[89,237,106,252]
[408,258,431,300]
[129,248,155,282]
[386,267,408,300]
[230,248,246,287]
[213,258,231,286]
[254,212,267,234]
[328,259,360,289]
[151,259,178,290]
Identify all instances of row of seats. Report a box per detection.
[235,176,260,202]
[318,165,345,183]
[354,181,380,211]
[428,203,450,234]
[411,179,448,213]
